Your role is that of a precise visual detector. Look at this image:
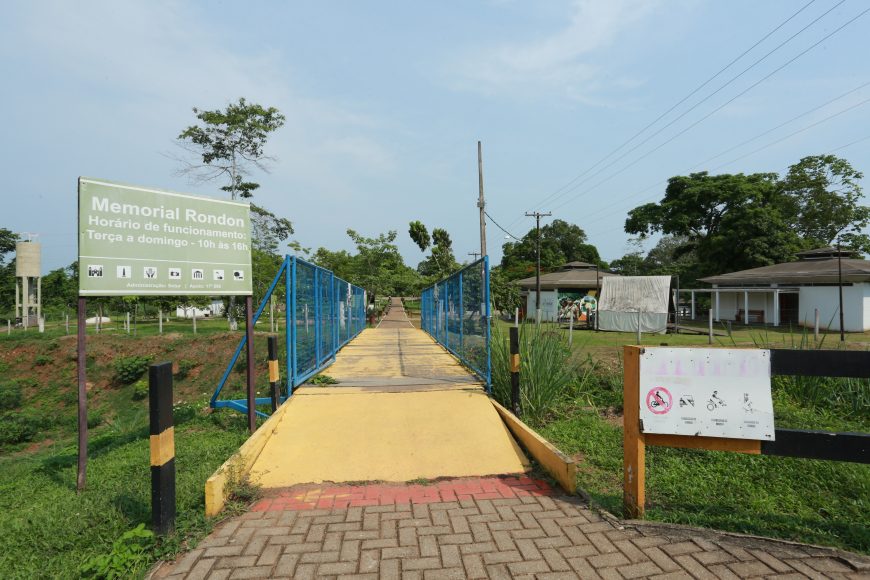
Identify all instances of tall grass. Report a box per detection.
[491,324,580,423]
[747,327,870,421]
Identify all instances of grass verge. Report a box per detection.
[0,403,249,579]
[534,382,869,554]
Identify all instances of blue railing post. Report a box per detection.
[485,255,492,394]
[314,267,321,368]
[459,271,464,360]
[284,256,293,397]
[290,256,297,394]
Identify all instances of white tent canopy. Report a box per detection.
[598,276,671,334]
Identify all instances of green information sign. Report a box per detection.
[78,177,253,296]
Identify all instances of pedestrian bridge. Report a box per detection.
[206,298,530,515]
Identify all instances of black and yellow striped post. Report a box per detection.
[149,361,175,535]
[509,327,521,417]
[268,336,280,413]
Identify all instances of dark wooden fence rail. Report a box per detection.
[624,347,870,518]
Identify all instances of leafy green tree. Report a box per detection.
[176,99,285,329]
[781,155,870,252]
[500,219,603,280]
[408,221,430,252]
[346,229,404,305]
[0,229,16,265]
[41,262,78,312]
[490,267,522,314]
[250,204,294,254]
[312,248,357,282]
[625,172,803,278]
[176,98,286,200]
[608,252,645,276]
[417,228,459,280]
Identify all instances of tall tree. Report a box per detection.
[346,229,404,305]
[176,98,285,328]
[625,172,802,278]
[408,221,430,252]
[250,203,294,254]
[0,228,17,265]
[500,219,603,280]
[781,155,870,252]
[417,228,459,280]
[176,98,286,200]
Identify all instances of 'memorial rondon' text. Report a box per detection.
[90,196,246,228]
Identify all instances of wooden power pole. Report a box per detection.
[524,211,552,324]
[477,141,487,258]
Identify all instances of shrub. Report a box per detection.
[175,359,196,380]
[79,524,155,579]
[0,361,9,373]
[0,410,43,445]
[0,380,23,410]
[131,379,149,401]
[87,411,104,429]
[308,374,338,385]
[112,355,152,385]
[34,354,52,366]
[491,325,579,423]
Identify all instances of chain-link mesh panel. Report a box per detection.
[295,259,317,379]
[420,257,490,388]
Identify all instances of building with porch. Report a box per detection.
[683,248,870,331]
[514,261,616,322]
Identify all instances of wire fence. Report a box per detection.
[211,255,366,416]
[420,257,491,390]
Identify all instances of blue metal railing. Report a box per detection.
[420,257,491,392]
[211,255,366,417]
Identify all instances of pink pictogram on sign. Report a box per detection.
[646,387,673,415]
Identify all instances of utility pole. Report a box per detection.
[837,240,845,342]
[524,211,552,324]
[477,141,487,258]
[468,251,482,261]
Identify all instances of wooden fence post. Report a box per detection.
[245,296,256,433]
[509,327,520,416]
[149,361,175,535]
[268,335,280,413]
[623,345,645,518]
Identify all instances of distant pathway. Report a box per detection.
[376,297,414,329]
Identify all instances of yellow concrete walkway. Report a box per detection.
[248,301,528,487]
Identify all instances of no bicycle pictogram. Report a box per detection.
[646,387,673,415]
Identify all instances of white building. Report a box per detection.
[176,299,225,319]
[685,248,870,332]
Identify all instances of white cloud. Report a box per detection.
[449,0,659,102]
[6,0,396,189]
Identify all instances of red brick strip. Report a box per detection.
[251,476,553,512]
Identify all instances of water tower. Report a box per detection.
[15,239,41,329]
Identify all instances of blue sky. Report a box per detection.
[2,0,869,272]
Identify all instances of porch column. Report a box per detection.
[744,290,749,325]
[691,291,695,320]
[715,290,720,322]
[773,290,780,327]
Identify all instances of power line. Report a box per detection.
[582,130,870,241]
[550,5,870,213]
[484,210,522,241]
[689,80,870,170]
[518,0,822,220]
[544,0,848,210]
[574,80,870,222]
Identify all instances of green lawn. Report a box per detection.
[493,320,870,554]
[0,403,249,579]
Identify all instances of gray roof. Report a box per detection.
[514,267,616,290]
[699,257,870,286]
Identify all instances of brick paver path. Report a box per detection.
[155,476,870,579]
